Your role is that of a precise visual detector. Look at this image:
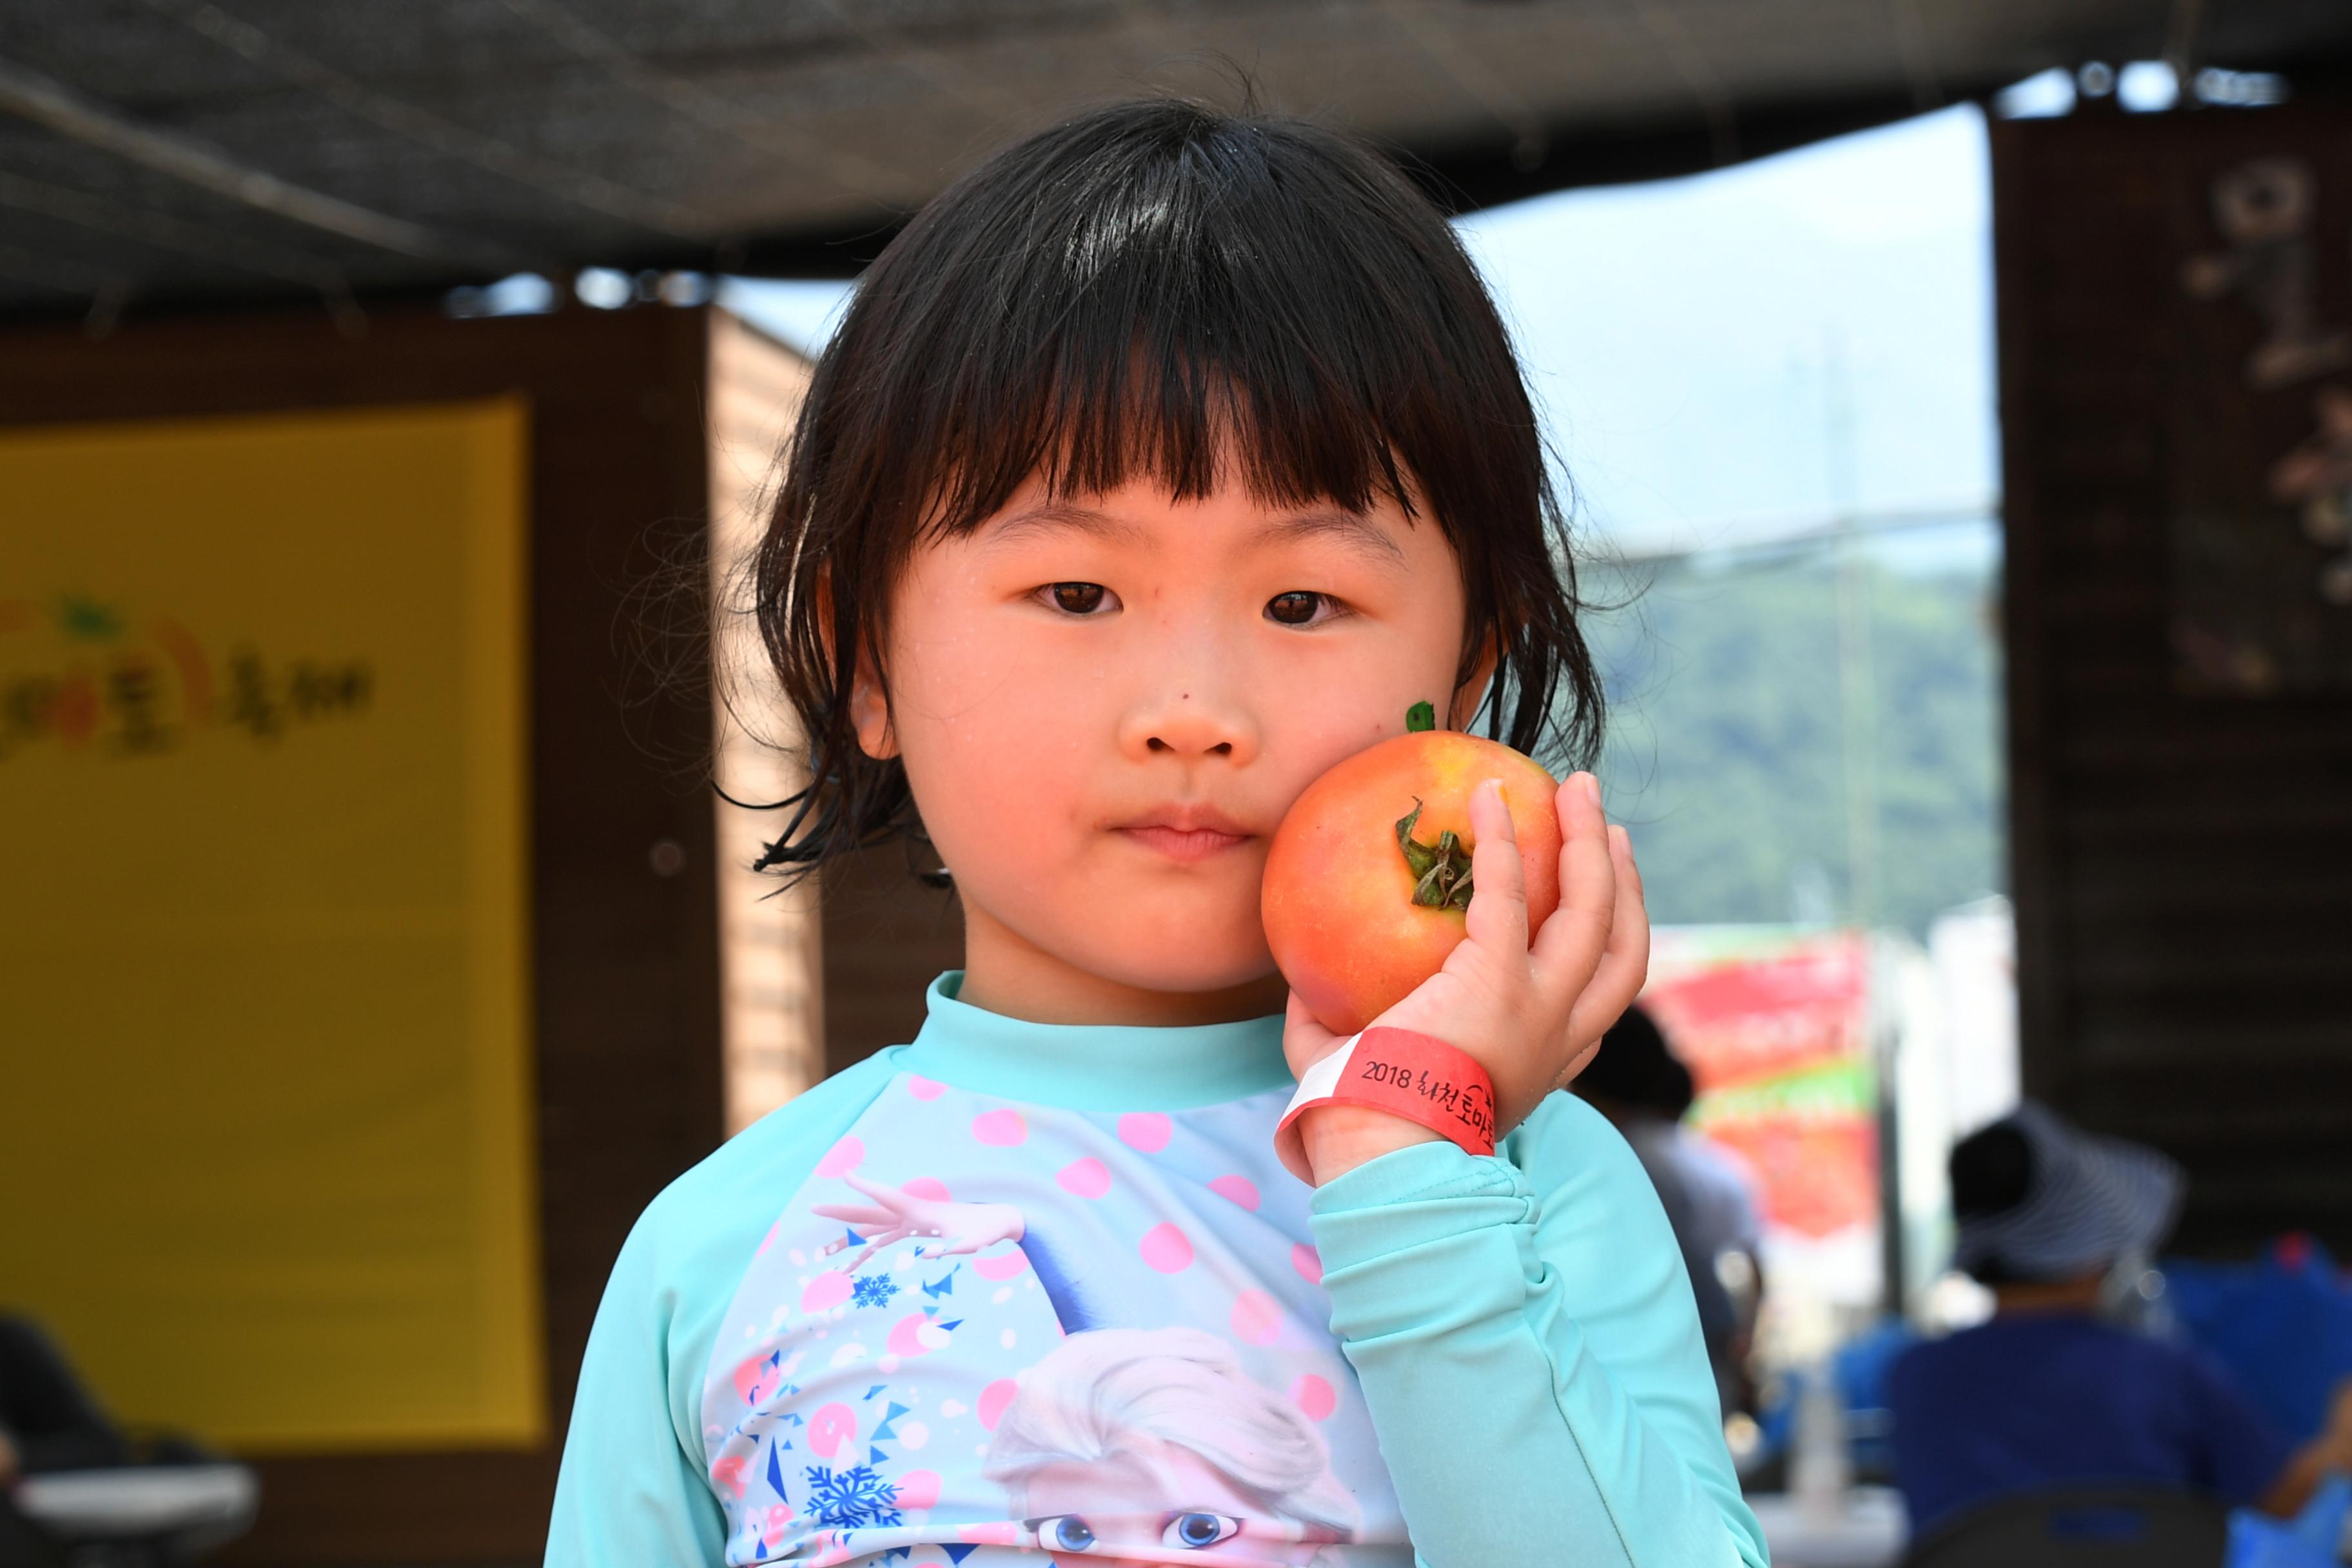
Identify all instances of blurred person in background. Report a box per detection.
[1576,1006,1765,1416]
[1889,1103,2352,1534]
[0,1312,128,1482]
[1,1312,129,1566]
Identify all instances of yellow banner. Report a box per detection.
[0,400,541,1452]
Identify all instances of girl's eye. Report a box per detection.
[1266,591,1335,627]
[1038,1516,1098,1551]
[1042,582,1117,616]
[1162,1513,1242,1549]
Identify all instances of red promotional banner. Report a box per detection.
[1642,929,1879,1258]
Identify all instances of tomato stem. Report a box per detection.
[1406,701,1436,733]
[1395,798,1475,909]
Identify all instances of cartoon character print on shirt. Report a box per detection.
[817,1179,1355,1566]
[700,1075,1407,1568]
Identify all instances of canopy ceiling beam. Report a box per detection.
[0,55,514,271]
[133,0,719,242]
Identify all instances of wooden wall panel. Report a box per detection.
[0,302,729,1560]
[1994,106,2352,1259]
[706,314,827,1133]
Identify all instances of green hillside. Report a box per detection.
[1576,554,2004,936]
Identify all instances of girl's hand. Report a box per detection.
[812,1174,1026,1270]
[1281,770,1648,1185]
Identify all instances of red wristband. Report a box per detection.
[1273,1026,1498,1182]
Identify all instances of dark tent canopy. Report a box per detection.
[3,0,2349,319]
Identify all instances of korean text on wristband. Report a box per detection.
[1273,1025,1498,1182]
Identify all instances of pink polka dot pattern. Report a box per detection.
[888,1312,952,1357]
[1055,1157,1112,1199]
[808,1402,858,1459]
[731,1355,779,1405]
[1291,1242,1324,1285]
[1139,1222,1195,1273]
[900,1176,951,1202]
[1206,1174,1260,1211]
[814,1135,864,1179]
[977,1378,1020,1431]
[1292,1373,1338,1422]
[970,1108,1026,1146]
[801,1271,852,1313]
[1117,1112,1173,1152]
[1230,1289,1282,1346]
[894,1469,942,1510]
[905,1074,945,1101]
[974,1251,1030,1280]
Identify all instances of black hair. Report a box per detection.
[748,95,1603,877]
[1574,1005,1695,1121]
[1950,1121,2035,1285]
[1950,1121,2035,1219]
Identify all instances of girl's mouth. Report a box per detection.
[1113,807,1255,862]
[1115,825,1253,862]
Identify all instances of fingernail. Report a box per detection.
[1579,772,1602,807]
[1484,778,1516,839]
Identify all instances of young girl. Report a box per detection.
[549,98,1767,1568]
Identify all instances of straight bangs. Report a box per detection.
[750,97,1602,877]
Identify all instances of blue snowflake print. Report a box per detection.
[803,1463,903,1530]
[849,1272,900,1310]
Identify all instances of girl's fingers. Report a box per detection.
[1551,1034,1607,1093]
[1563,824,1651,1046]
[1531,772,1618,988]
[1617,821,1646,904]
[1462,778,1529,955]
[839,1173,903,1205]
[811,1204,896,1227]
[827,1229,903,1270]
[1282,989,1342,1073]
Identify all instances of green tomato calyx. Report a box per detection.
[1396,797,1474,910]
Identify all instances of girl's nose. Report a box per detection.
[1119,683,1260,765]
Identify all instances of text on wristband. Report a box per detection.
[1355,1054,1496,1142]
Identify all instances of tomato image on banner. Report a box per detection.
[1640,928,1882,1305]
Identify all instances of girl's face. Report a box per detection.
[858,467,1479,1025]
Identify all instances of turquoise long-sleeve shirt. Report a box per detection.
[547,974,1767,1567]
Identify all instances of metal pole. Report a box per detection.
[1823,331,1902,1317]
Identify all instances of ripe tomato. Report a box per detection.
[1262,710,1562,1035]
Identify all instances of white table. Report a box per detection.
[1745,1485,1909,1568]
[14,1465,259,1544]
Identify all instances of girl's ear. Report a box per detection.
[816,564,898,760]
[849,641,897,760]
[1447,636,1502,731]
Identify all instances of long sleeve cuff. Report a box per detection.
[1304,1115,1763,1567]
